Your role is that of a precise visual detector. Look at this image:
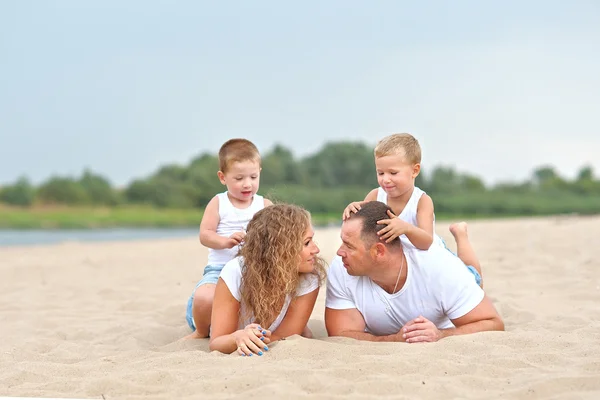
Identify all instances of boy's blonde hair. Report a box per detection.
[374,133,421,164]
[218,138,261,173]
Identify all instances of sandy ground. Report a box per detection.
[1,216,600,399]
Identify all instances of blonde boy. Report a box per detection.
[343,133,482,286]
[185,139,272,338]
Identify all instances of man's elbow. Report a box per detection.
[324,309,342,337]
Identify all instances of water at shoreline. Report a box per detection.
[0,228,199,247]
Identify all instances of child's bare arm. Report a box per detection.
[342,189,378,220]
[408,194,435,250]
[199,196,240,249]
[263,198,273,207]
[363,189,378,202]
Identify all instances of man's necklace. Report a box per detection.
[391,254,405,294]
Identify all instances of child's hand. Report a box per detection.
[343,202,364,220]
[225,231,246,248]
[376,210,411,242]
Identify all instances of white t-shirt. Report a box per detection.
[325,239,484,335]
[220,256,320,332]
[207,192,265,265]
[377,186,445,248]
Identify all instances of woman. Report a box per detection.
[208,203,327,356]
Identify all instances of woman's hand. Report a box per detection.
[233,323,272,356]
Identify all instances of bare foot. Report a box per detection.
[182,330,206,340]
[449,221,468,239]
[301,325,313,338]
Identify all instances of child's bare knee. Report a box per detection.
[193,286,215,310]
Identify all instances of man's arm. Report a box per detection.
[401,295,504,343]
[325,307,404,342]
[443,294,504,337]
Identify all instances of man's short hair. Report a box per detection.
[351,201,402,249]
[218,138,261,173]
[374,133,421,164]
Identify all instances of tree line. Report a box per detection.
[2,141,599,217]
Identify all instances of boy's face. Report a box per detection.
[375,154,420,199]
[217,160,261,205]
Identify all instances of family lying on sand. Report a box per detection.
[184,135,504,356]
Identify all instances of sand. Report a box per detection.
[1,216,600,399]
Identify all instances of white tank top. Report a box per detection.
[376,186,445,248]
[206,192,265,265]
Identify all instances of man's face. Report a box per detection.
[336,218,373,276]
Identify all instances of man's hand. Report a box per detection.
[225,231,246,248]
[343,201,364,220]
[376,210,411,242]
[401,316,442,343]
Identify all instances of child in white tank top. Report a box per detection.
[342,133,482,286]
[185,139,273,339]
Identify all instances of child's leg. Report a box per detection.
[190,283,216,338]
[449,222,484,288]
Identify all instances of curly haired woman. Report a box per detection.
[207,203,327,356]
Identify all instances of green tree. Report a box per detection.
[428,166,460,195]
[37,176,88,205]
[300,141,376,187]
[261,144,303,186]
[79,169,118,205]
[0,177,35,206]
[186,153,222,207]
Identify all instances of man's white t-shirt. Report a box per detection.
[220,256,320,332]
[325,239,484,335]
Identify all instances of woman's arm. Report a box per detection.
[270,288,319,341]
[209,278,268,355]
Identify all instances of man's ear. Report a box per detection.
[217,171,226,185]
[369,241,387,259]
[412,163,421,178]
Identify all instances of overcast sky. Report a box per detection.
[1,1,599,186]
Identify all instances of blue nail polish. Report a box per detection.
[262,330,267,335]
[241,353,245,357]
[248,353,252,357]
[264,347,268,351]
[260,337,264,341]
[258,351,263,356]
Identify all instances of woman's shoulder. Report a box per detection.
[221,256,244,279]
[297,272,320,296]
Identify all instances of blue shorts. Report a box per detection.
[440,238,482,286]
[185,264,224,331]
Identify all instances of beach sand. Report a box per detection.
[1,216,600,399]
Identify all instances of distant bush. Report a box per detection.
[0,177,35,206]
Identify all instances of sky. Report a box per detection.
[1,1,599,187]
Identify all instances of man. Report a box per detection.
[325,201,503,343]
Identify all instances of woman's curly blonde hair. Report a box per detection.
[239,203,326,328]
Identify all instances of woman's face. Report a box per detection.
[297,226,320,273]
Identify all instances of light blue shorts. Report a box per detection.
[185,264,224,331]
[440,238,482,286]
